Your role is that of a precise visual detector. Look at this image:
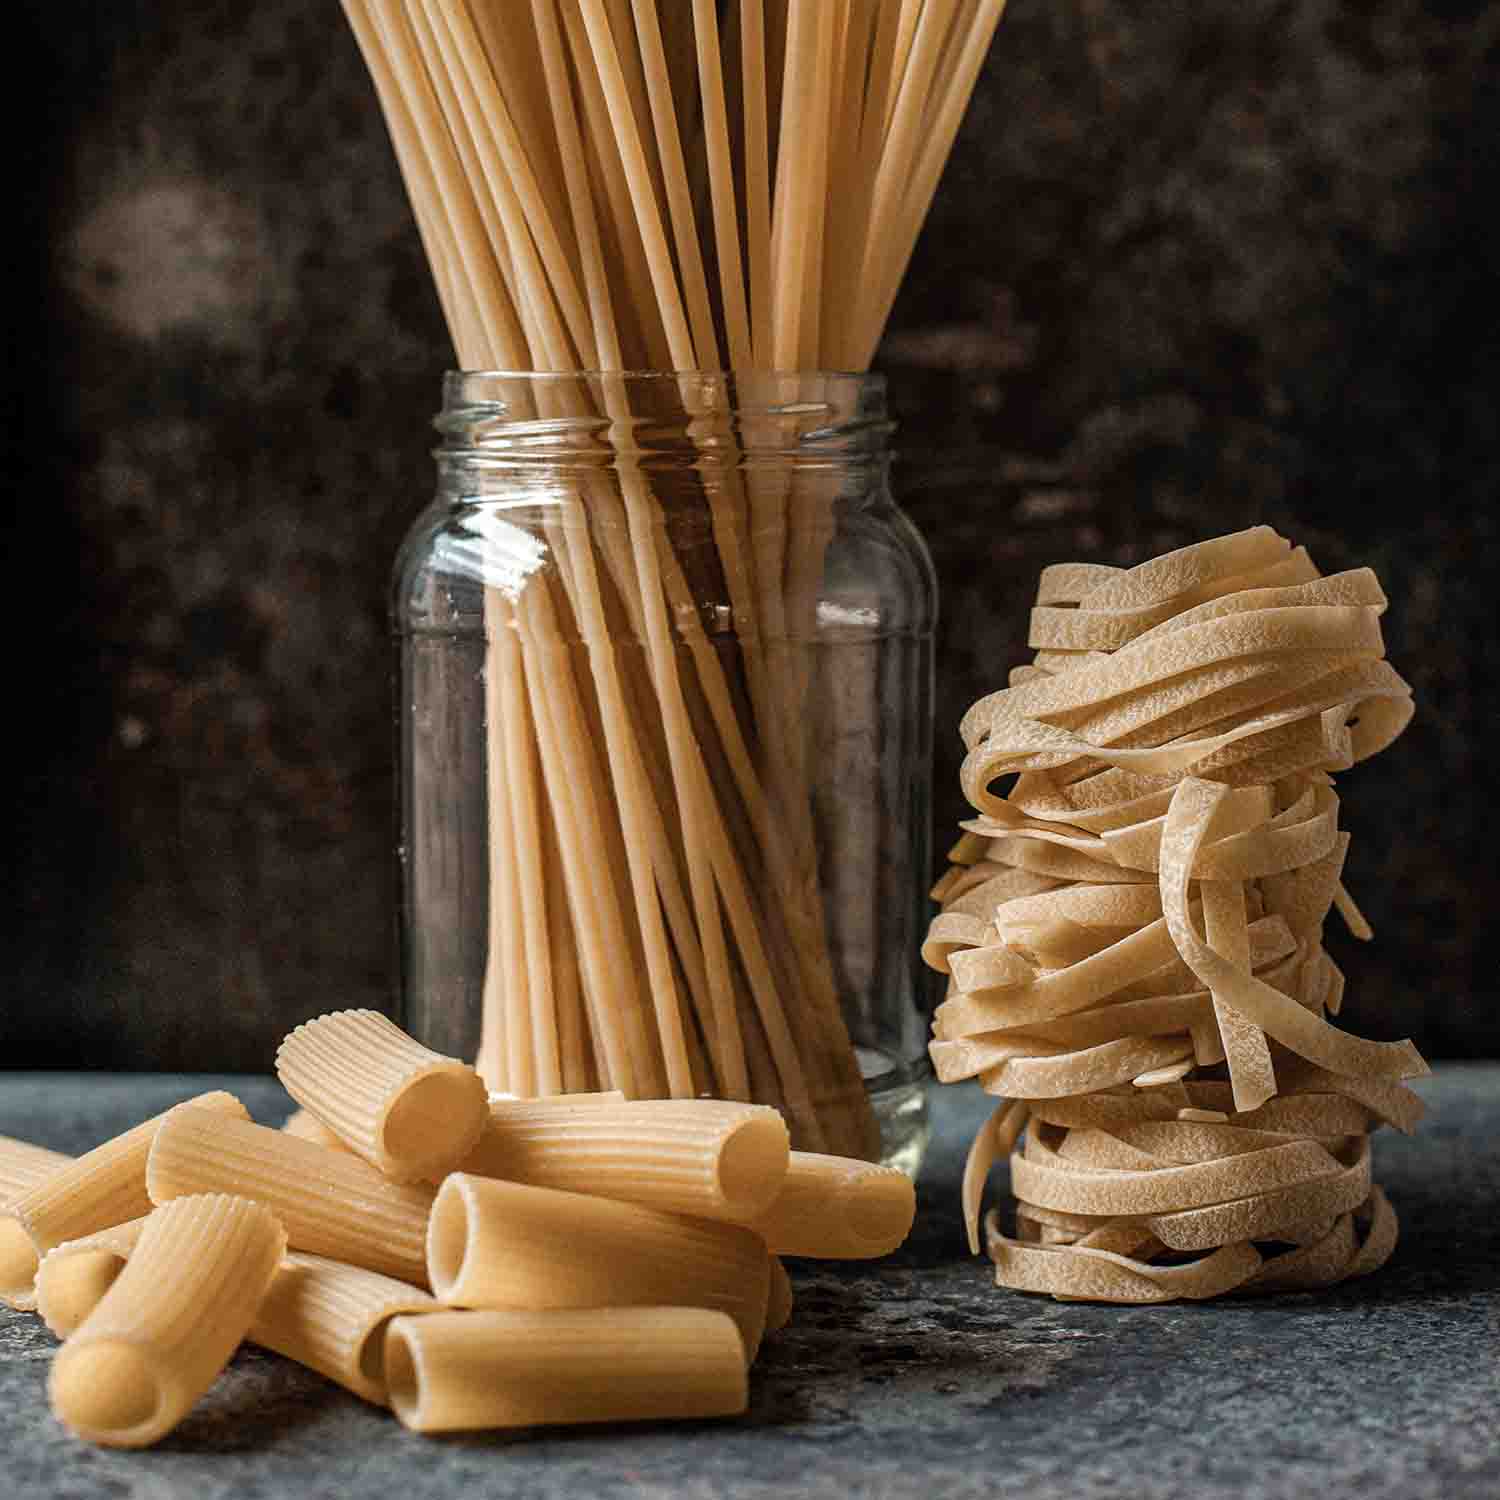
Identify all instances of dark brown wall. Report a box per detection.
[7,0,1496,1070]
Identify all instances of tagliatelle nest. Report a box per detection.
[924,527,1426,1302]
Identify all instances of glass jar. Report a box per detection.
[393,371,935,1171]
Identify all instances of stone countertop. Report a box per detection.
[2,1067,1497,1500]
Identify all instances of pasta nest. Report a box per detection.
[925,526,1426,1302]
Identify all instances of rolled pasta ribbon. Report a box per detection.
[276,1010,489,1183]
[48,1194,285,1448]
[1,1135,71,1203]
[927,530,1424,1301]
[740,1152,915,1259]
[250,1254,437,1406]
[35,1218,148,1339]
[427,1174,770,1354]
[147,1107,435,1287]
[1,1091,247,1311]
[383,1307,748,1433]
[452,1098,790,1222]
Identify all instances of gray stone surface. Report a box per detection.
[3,1067,1498,1498]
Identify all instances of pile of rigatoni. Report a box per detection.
[0,1010,915,1447]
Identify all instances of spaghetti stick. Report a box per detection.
[692,0,752,367]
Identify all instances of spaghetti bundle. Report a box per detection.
[924,527,1427,1300]
[344,0,1010,1155]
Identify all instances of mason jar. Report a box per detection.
[393,371,935,1171]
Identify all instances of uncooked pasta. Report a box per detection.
[341,0,1012,1157]
[924,528,1424,1299]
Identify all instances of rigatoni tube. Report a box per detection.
[48,1194,285,1448]
[384,1307,748,1432]
[35,1218,148,1339]
[453,1098,790,1221]
[250,1253,437,1407]
[147,1107,435,1286]
[427,1174,769,1352]
[0,1135,71,1203]
[741,1152,916,1258]
[275,1009,489,1182]
[1,1091,247,1311]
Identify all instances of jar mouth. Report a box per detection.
[436,370,892,462]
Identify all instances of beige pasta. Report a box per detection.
[427,1173,769,1353]
[0,1135,71,1203]
[1,1090,246,1312]
[250,1254,438,1407]
[276,1010,489,1182]
[280,1109,353,1152]
[147,1107,435,1286]
[453,1097,790,1221]
[926,530,1424,1300]
[741,1152,916,1259]
[35,1218,147,1339]
[765,1256,794,1334]
[49,1194,285,1449]
[384,1306,748,1432]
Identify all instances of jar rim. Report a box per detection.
[437,370,892,460]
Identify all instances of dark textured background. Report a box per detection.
[6,0,1496,1070]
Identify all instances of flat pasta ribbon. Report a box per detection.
[927,529,1423,1302]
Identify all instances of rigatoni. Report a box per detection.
[1,1091,247,1311]
[384,1307,748,1433]
[35,1218,148,1339]
[280,1109,353,1153]
[453,1098,790,1221]
[147,1107,435,1287]
[1,1135,71,1202]
[743,1152,917,1259]
[48,1195,285,1448]
[276,1009,489,1182]
[250,1254,437,1407]
[428,1174,769,1352]
[765,1256,794,1333]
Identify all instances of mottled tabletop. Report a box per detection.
[2,1067,1497,1500]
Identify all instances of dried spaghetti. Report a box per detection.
[343,0,1013,1157]
[925,527,1424,1300]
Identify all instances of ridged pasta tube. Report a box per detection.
[384,1307,748,1432]
[275,1010,489,1182]
[1,1135,71,1203]
[147,1108,435,1286]
[40,1228,437,1408]
[48,1194,285,1448]
[453,1098,790,1221]
[427,1174,769,1352]
[765,1256,794,1333]
[280,1109,353,1152]
[249,1254,437,1406]
[35,1218,148,1338]
[1,1091,247,1311]
[741,1152,916,1258]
